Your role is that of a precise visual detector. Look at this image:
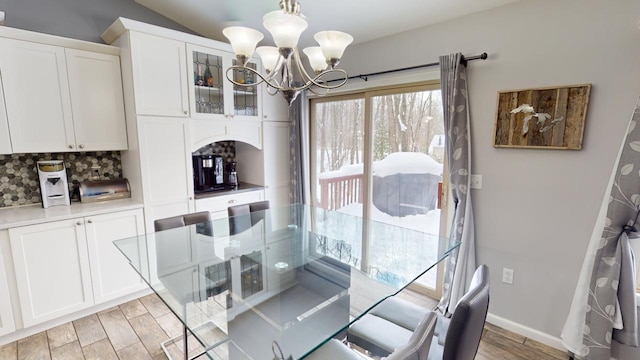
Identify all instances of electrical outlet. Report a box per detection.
[470,174,483,189]
[91,165,101,180]
[502,268,514,285]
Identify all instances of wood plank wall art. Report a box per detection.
[493,84,591,150]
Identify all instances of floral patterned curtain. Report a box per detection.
[289,94,305,206]
[437,53,477,314]
[562,100,639,359]
[289,93,309,226]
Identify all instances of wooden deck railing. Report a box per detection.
[318,173,364,210]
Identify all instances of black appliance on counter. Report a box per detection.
[193,155,225,192]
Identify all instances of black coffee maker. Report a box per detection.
[193,155,225,192]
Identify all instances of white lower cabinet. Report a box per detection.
[10,219,94,327]
[85,209,147,304]
[265,238,295,293]
[0,242,15,337]
[8,209,145,327]
[195,190,265,225]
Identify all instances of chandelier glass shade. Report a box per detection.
[222,0,353,105]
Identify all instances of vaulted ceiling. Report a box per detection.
[135,0,520,48]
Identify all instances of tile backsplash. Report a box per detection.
[192,141,235,162]
[0,152,122,208]
[1,142,234,208]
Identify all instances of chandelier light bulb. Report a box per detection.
[256,46,281,72]
[303,47,327,73]
[314,31,353,68]
[223,26,264,63]
[263,10,308,52]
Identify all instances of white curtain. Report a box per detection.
[562,98,640,359]
[437,53,477,314]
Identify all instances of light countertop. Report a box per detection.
[194,182,264,200]
[0,198,144,230]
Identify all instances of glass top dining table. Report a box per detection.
[113,204,459,360]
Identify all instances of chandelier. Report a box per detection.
[222,0,353,105]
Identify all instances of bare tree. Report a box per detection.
[315,89,445,174]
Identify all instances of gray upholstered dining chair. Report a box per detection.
[347,264,490,360]
[227,200,270,235]
[154,211,212,234]
[307,311,438,360]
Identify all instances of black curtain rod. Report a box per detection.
[331,52,488,83]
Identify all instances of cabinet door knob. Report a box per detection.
[87,220,93,224]
[184,110,188,114]
[79,144,84,149]
[68,145,74,149]
[189,197,193,200]
[228,199,237,204]
[76,221,82,226]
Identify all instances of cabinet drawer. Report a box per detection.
[195,190,264,214]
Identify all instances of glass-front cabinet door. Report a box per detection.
[228,59,260,119]
[187,43,261,121]
[192,50,225,116]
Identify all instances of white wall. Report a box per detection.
[340,0,640,342]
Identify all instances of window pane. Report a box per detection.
[370,90,444,289]
[312,98,365,217]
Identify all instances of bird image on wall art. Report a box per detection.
[510,103,564,135]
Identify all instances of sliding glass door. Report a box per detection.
[311,94,365,216]
[369,86,446,295]
[310,82,449,297]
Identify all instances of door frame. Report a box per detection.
[309,80,452,299]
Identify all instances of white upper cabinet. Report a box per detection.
[0,75,11,155]
[0,37,128,153]
[186,43,227,120]
[138,116,194,228]
[263,122,291,208]
[262,86,289,122]
[0,38,75,153]
[186,43,262,122]
[65,49,128,151]
[130,32,189,117]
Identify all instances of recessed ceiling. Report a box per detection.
[135,0,520,48]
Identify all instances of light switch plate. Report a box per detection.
[502,268,514,285]
[470,174,483,189]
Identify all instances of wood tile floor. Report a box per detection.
[0,292,570,360]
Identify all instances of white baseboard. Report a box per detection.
[486,312,565,351]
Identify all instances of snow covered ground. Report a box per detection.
[314,203,442,289]
[314,152,445,289]
[337,202,441,235]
